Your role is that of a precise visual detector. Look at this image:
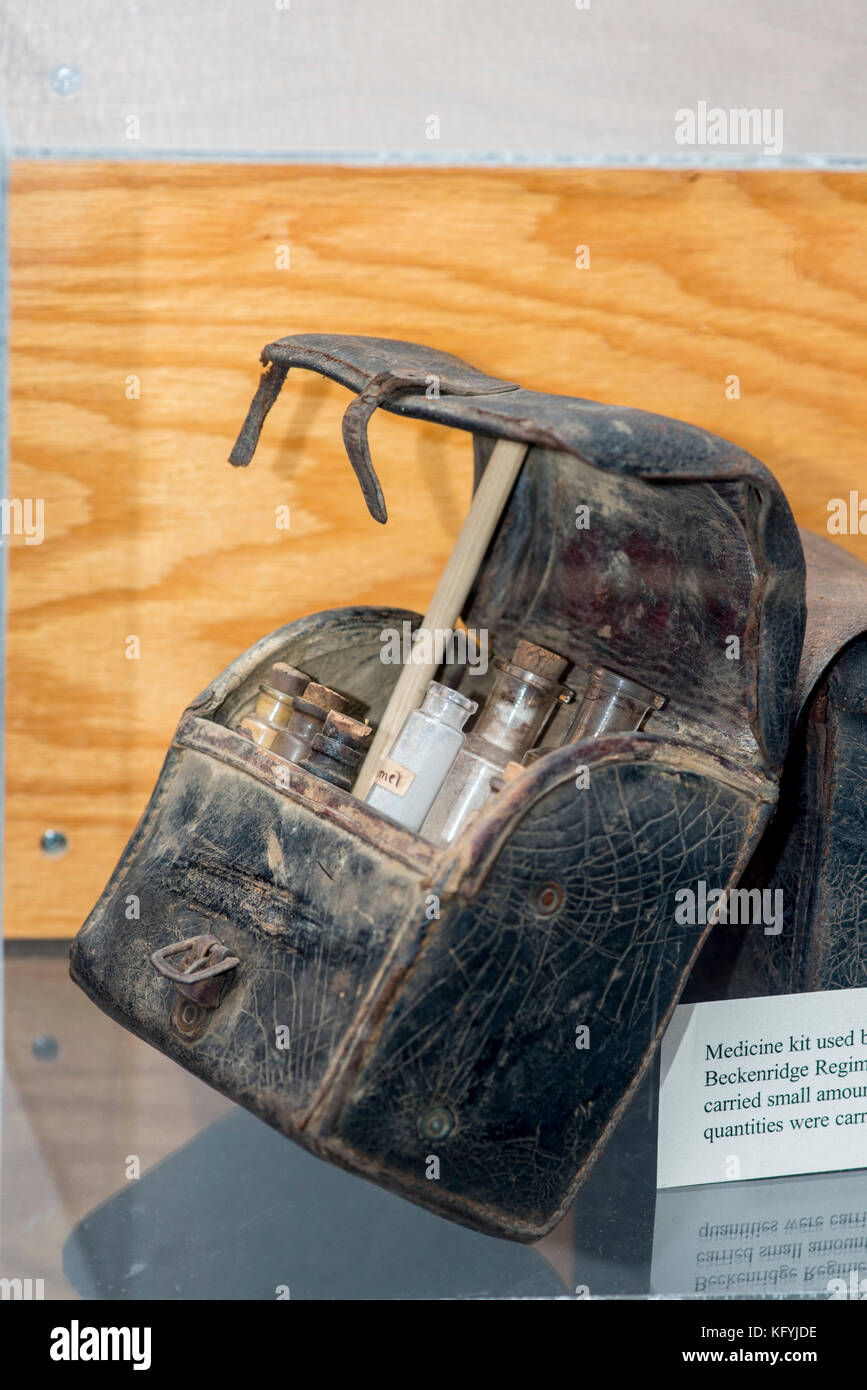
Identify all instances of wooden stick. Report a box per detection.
[354,438,529,798]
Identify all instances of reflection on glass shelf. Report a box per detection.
[63,1109,568,1301]
[6,941,865,1300]
[652,1168,867,1299]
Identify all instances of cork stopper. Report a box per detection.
[299,711,372,790]
[268,663,309,697]
[512,640,568,681]
[321,711,373,749]
[301,682,348,713]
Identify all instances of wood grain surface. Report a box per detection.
[6,163,867,937]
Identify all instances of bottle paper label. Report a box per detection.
[374,757,416,798]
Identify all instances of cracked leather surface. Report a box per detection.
[71,747,423,1118]
[729,638,867,999]
[698,533,867,1002]
[334,758,760,1237]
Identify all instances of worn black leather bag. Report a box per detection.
[70,335,808,1240]
[717,529,867,999]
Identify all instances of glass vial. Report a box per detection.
[365,680,477,833]
[522,665,666,765]
[421,641,569,846]
[236,663,309,748]
[269,681,348,763]
[561,665,666,742]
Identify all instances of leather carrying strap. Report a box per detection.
[230,346,517,523]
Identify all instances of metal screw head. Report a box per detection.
[32,1034,59,1060]
[535,881,564,915]
[50,64,82,97]
[419,1105,454,1141]
[40,829,68,856]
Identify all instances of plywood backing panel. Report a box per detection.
[6,163,867,935]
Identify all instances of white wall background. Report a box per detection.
[0,0,865,163]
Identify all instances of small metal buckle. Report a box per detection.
[151,935,240,985]
[150,934,240,1021]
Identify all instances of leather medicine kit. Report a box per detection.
[70,334,867,1241]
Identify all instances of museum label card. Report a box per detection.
[657,987,867,1188]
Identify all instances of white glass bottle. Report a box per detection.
[421,644,569,845]
[365,681,477,832]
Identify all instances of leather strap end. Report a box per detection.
[229,360,290,467]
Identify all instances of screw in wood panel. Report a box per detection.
[40,829,68,856]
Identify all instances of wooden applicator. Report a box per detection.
[354,438,529,798]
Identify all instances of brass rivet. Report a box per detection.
[536,882,564,915]
[419,1105,454,1141]
[172,997,207,1039]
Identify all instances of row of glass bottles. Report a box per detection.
[365,646,666,845]
[234,646,665,848]
[236,663,372,789]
